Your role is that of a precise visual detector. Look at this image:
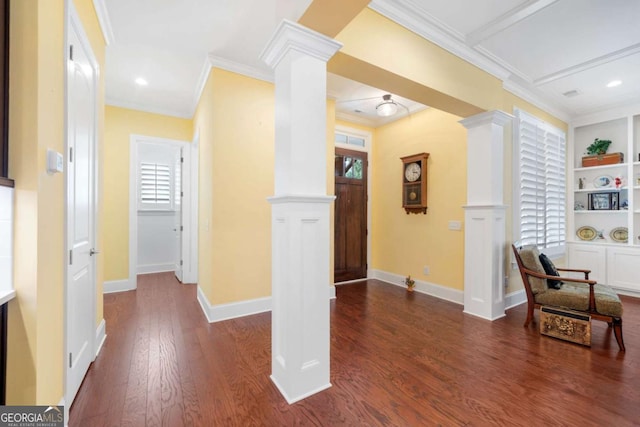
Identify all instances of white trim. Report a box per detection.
[91,0,114,45]
[94,319,106,357]
[505,289,527,310]
[459,110,513,129]
[137,263,175,275]
[612,287,640,299]
[270,375,331,405]
[130,135,196,292]
[106,98,191,119]
[571,103,640,128]
[197,286,338,322]
[369,0,510,81]
[466,0,559,46]
[103,279,136,294]
[190,56,214,117]
[370,269,464,305]
[209,54,273,83]
[503,80,571,123]
[267,194,335,204]
[260,19,342,69]
[64,0,99,410]
[334,278,368,285]
[60,396,68,427]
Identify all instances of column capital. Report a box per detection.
[459,110,513,130]
[260,19,343,69]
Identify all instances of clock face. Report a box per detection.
[405,162,421,182]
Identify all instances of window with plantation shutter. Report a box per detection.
[140,162,172,209]
[514,109,566,257]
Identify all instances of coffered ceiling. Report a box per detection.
[101,0,640,123]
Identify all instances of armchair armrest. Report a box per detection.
[520,267,597,312]
[556,267,591,280]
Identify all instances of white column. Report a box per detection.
[459,110,513,321]
[260,20,341,404]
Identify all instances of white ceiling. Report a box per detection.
[101,0,640,123]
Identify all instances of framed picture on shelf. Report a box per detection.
[588,192,618,210]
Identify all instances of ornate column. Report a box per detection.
[459,110,513,321]
[260,20,341,403]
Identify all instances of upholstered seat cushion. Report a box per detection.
[535,283,623,317]
[517,246,547,295]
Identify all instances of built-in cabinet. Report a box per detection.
[568,110,640,295]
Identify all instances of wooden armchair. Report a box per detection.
[512,244,625,351]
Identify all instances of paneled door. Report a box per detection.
[334,148,367,282]
[66,12,97,405]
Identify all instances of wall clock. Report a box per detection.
[401,153,429,214]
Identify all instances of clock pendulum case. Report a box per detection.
[400,153,429,214]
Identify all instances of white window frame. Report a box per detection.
[512,108,567,258]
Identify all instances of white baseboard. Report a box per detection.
[612,287,640,298]
[505,289,527,310]
[197,285,338,323]
[370,269,464,305]
[95,318,106,358]
[137,263,174,275]
[103,278,136,294]
[270,375,332,404]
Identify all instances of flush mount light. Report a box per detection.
[376,94,398,117]
[606,80,622,88]
[135,77,148,86]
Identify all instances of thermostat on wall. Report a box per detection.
[47,149,64,174]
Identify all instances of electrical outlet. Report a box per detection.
[423,266,430,275]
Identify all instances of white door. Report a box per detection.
[66,16,97,405]
[174,149,183,281]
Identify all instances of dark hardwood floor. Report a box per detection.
[69,273,640,426]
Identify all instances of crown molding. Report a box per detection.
[502,80,571,123]
[260,19,342,69]
[570,99,640,126]
[92,0,115,46]
[369,0,510,81]
[106,97,192,119]
[208,55,274,83]
[189,55,213,116]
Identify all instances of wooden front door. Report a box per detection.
[334,148,367,282]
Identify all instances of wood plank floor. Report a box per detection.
[69,273,640,426]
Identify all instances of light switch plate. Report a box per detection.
[448,220,462,231]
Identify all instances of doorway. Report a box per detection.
[65,1,98,408]
[334,147,368,282]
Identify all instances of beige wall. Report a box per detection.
[194,68,276,305]
[372,108,467,289]
[103,106,193,281]
[7,0,105,404]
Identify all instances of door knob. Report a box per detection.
[89,248,100,256]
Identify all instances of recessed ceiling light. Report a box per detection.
[135,77,148,86]
[606,80,622,88]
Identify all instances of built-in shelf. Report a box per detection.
[574,187,627,192]
[574,210,627,214]
[574,163,627,172]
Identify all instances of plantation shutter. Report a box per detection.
[515,110,566,252]
[140,162,172,207]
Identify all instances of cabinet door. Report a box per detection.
[567,244,606,283]
[606,247,640,292]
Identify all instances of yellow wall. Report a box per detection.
[194,69,275,305]
[103,106,193,281]
[372,108,467,289]
[7,0,105,404]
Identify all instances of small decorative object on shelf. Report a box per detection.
[621,199,629,210]
[578,177,586,189]
[610,227,628,243]
[588,192,619,210]
[581,138,623,167]
[574,201,585,211]
[615,176,623,189]
[404,275,415,292]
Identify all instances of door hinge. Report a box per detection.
[69,147,73,162]
[180,260,183,266]
[180,157,184,163]
[69,353,72,368]
[180,225,183,231]
[69,250,73,265]
[181,191,184,197]
[69,45,74,61]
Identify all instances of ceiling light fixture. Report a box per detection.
[135,77,148,86]
[606,80,622,88]
[376,94,398,117]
